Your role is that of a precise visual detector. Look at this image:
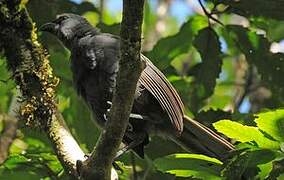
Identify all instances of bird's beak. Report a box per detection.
[39,22,57,33]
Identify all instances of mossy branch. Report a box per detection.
[0,1,117,179]
[0,0,58,129]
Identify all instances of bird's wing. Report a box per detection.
[139,55,184,134]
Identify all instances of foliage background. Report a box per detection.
[0,0,283,179]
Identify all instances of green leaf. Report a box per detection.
[39,153,63,174]
[220,0,284,20]
[146,16,207,70]
[255,109,284,142]
[57,95,70,112]
[154,153,222,179]
[266,158,284,179]
[25,138,47,150]
[82,11,99,26]
[192,27,223,99]
[0,169,43,180]
[250,17,284,42]
[213,120,279,148]
[222,149,276,179]
[195,108,232,127]
[226,25,284,105]
[257,162,273,179]
[246,150,277,167]
[3,155,30,170]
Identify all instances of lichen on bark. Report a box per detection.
[0,0,58,129]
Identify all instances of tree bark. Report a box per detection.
[79,0,145,179]
[0,1,118,179]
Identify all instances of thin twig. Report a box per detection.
[99,0,104,23]
[197,0,224,26]
[235,66,253,110]
[0,93,20,164]
[130,152,138,180]
[0,115,18,164]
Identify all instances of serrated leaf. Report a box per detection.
[146,16,207,70]
[192,27,222,99]
[220,0,284,20]
[255,109,284,142]
[154,153,222,179]
[195,108,232,126]
[213,120,279,148]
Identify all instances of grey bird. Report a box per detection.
[40,13,234,160]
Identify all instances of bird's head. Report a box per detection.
[40,13,99,48]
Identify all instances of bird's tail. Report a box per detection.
[169,116,234,160]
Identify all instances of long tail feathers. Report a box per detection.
[169,116,234,160]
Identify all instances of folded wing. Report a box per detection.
[139,55,184,134]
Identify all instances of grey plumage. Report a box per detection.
[40,13,234,160]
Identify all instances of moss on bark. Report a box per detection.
[0,0,58,129]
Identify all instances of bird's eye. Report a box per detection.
[59,16,68,21]
[53,15,68,23]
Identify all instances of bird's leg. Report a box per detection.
[129,113,151,121]
[106,100,149,121]
[115,133,146,159]
[130,113,162,124]
[106,100,152,122]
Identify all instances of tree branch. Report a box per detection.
[0,114,17,164]
[79,0,145,179]
[0,1,118,179]
[0,92,20,164]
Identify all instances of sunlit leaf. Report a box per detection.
[213,120,279,148]
[57,95,70,112]
[255,109,284,142]
[39,153,63,174]
[3,155,30,170]
[154,153,222,179]
[83,11,99,26]
[257,162,273,179]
